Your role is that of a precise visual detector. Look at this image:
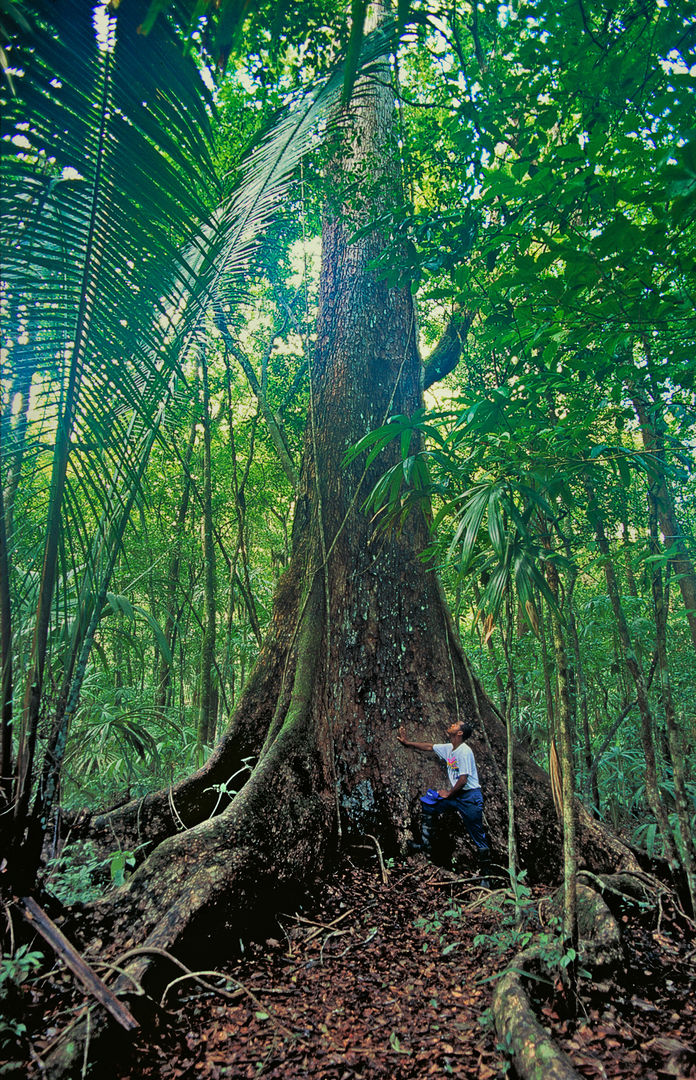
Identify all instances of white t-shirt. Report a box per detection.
[432,741,480,791]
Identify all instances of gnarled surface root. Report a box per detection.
[493,882,624,1080]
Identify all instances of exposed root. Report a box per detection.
[44,592,329,1078]
[492,947,585,1080]
[577,869,661,909]
[160,970,245,1007]
[157,961,299,1040]
[282,909,357,944]
[576,805,642,875]
[90,945,243,1006]
[492,881,624,1080]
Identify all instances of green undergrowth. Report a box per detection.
[415,871,584,980]
[43,839,149,907]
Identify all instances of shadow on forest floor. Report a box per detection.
[9,855,696,1079]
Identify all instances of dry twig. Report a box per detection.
[365,833,389,884]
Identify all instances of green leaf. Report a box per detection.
[487,487,506,557]
[132,605,173,666]
[342,0,369,105]
[105,593,135,620]
[449,485,490,571]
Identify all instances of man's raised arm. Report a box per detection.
[397,727,434,753]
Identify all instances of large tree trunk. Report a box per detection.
[79,30,638,918]
[51,32,639,1077]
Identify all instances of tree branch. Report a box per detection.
[20,896,139,1032]
[422,312,473,391]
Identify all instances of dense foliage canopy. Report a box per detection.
[1,0,695,906]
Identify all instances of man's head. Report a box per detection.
[446,720,474,742]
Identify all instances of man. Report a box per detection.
[398,720,491,885]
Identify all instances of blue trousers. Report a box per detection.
[421,789,489,854]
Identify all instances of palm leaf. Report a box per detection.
[447,483,491,571]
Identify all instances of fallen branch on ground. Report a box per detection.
[19,896,139,1032]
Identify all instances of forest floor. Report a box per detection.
[8,853,696,1080]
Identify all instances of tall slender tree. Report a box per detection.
[197,349,218,757]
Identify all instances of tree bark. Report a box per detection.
[546,559,578,990]
[156,421,196,714]
[538,598,556,743]
[500,596,520,898]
